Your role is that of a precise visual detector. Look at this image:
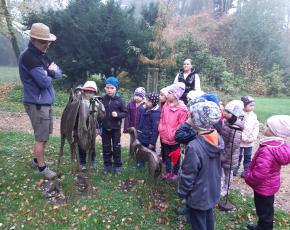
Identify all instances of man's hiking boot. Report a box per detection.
[40,167,57,180]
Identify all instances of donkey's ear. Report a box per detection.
[68,88,77,103]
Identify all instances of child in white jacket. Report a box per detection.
[234,96,259,178]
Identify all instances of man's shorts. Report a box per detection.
[24,104,53,142]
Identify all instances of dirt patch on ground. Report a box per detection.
[0,110,290,212]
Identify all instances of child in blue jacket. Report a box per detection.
[135,93,160,168]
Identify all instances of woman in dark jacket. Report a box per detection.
[174,59,201,104]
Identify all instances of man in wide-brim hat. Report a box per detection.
[19,22,62,179]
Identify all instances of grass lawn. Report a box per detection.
[254,97,290,123]
[0,66,19,84]
[0,130,289,229]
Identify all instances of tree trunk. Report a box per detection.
[1,0,20,59]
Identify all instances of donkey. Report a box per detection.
[57,90,105,193]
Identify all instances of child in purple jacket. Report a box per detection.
[123,87,146,133]
[245,115,290,230]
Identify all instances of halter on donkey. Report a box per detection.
[57,90,105,194]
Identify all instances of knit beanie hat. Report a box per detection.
[134,87,146,98]
[200,92,220,105]
[241,95,255,107]
[189,101,221,130]
[168,82,185,99]
[267,115,290,138]
[146,92,159,107]
[187,97,206,108]
[105,76,119,89]
[224,100,244,117]
[187,90,204,101]
[160,86,171,98]
[75,84,83,91]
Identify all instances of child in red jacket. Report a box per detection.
[245,115,290,230]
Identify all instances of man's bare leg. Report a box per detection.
[34,141,46,167]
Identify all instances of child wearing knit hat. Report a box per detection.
[158,83,188,181]
[178,101,224,230]
[123,87,146,133]
[220,100,244,197]
[234,95,259,177]
[101,76,127,175]
[159,86,171,108]
[245,115,290,230]
[135,93,161,168]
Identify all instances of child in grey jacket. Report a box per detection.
[178,101,224,230]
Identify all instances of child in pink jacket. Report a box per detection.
[158,83,188,181]
[245,115,290,230]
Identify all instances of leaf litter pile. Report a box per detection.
[35,172,98,204]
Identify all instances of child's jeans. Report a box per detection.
[221,168,233,197]
[78,144,96,167]
[254,191,274,230]
[237,147,253,174]
[102,128,122,169]
[188,207,214,230]
[163,143,180,174]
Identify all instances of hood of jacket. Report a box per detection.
[198,130,224,158]
[260,137,290,166]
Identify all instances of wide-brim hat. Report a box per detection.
[83,81,98,92]
[24,23,56,41]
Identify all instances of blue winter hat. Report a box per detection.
[200,92,220,105]
[105,76,119,89]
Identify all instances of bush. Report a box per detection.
[264,64,286,96]
[166,34,238,94]
[23,0,153,87]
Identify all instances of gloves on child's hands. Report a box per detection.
[168,147,181,165]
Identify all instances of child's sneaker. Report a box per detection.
[114,167,122,175]
[103,166,112,174]
[233,169,238,176]
[40,167,57,180]
[177,214,190,222]
[133,162,145,169]
[160,172,171,180]
[176,207,187,215]
[246,223,257,230]
[166,172,178,181]
[80,164,86,171]
[241,171,245,178]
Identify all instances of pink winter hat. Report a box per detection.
[134,87,146,98]
[160,86,171,98]
[168,82,185,99]
[267,115,290,138]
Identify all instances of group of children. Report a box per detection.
[75,76,290,230]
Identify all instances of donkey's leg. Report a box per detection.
[57,134,66,172]
[86,143,93,194]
